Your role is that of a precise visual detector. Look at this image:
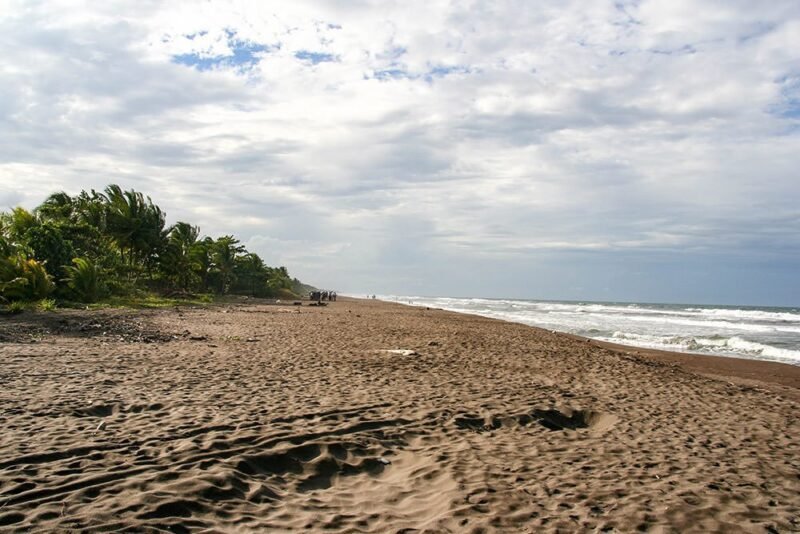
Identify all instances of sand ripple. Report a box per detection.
[1,299,798,532]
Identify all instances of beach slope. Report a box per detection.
[1,298,798,532]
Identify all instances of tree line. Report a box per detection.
[0,185,313,305]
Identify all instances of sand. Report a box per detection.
[1,297,798,533]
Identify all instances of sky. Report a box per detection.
[1,0,799,306]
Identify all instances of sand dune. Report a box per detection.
[1,298,798,532]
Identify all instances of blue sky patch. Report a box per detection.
[377,45,407,61]
[371,64,473,82]
[770,75,800,119]
[295,50,338,64]
[373,68,411,80]
[425,65,472,81]
[772,98,800,120]
[172,30,272,72]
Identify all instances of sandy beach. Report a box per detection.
[1,297,798,533]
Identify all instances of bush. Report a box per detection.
[62,257,103,303]
[273,287,300,300]
[6,301,25,314]
[21,257,55,299]
[23,222,74,281]
[0,255,54,301]
[37,298,57,311]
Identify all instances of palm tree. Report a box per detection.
[103,185,167,272]
[192,237,215,292]
[104,184,146,265]
[234,252,267,295]
[36,191,75,221]
[164,222,201,290]
[0,207,38,243]
[212,236,244,294]
[73,190,107,229]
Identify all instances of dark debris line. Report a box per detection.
[0,313,175,344]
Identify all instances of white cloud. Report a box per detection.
[1,0,799,303]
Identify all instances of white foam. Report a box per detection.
[686,307,800,322]
[378,295,800,365]
[602,333,800,364]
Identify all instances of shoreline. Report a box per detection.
[378,295,800,367]
[380,298,800,396]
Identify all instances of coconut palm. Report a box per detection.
[164,222,201,290]
[212,235,245,294]
[0,207,38,243]
[103,185,167,271]
[36,192,76,221]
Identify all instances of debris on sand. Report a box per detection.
[381,349,419,356]
[0,311,174,344]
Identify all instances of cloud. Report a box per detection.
[1,0,799,304]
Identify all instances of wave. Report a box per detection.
[377,295,800,365]
[685,307,800,323]
[394,297,800,323]
[601,332,800,364]
[582,313,800,334]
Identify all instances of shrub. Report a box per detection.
[20,257,55,299]
[0,255,54,301]
[62,257,103,303]
[6,301,25,314]
[273,287,299,300]
[23,222,74,281]
[37,298,57,311]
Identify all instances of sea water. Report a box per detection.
[377,295,800,366]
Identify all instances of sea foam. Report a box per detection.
[378,295,800,366]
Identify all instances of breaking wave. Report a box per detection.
[377,295,800,365]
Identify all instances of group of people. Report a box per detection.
[310,290,337,302]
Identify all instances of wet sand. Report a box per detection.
[1,297,798,532]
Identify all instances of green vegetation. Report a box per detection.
[1,185,312,311]
[37,298,58,311]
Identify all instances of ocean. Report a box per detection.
[376,295,800,366]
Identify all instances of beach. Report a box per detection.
[1,297,798,532]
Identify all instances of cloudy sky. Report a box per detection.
[1,1,799,305]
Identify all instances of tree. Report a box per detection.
[191,236,215,292]
[23,222,75,282]
[163,222,201,290]
[0,207,38,243]
[1,184,310,303]
[36,192,76,221]
[265,265,293,295]
[212,236,245,294]
[234,252,268,296]
[72,190,107,229]
[103,184,167,275]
